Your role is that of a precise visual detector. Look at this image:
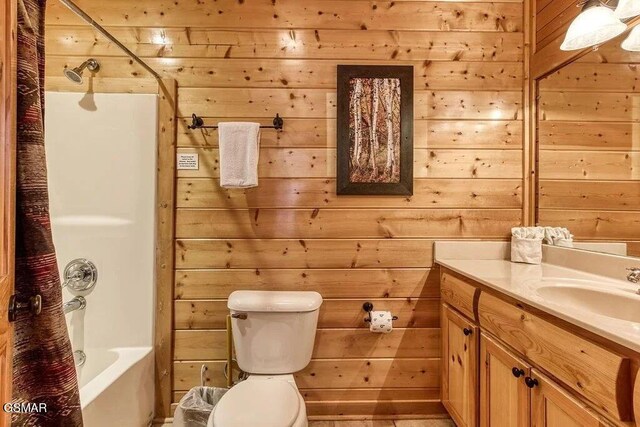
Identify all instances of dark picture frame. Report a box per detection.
[336,65,413,195]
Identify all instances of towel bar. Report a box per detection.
[188,113,284,131]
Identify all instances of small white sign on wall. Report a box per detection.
[177,153,199,170]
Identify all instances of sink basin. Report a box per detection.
[536,285,640,323]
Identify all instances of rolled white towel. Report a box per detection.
[511,226,545,240]
[543,227,574,247]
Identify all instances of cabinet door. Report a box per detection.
[530,369,606,427]
[480,333,530,427]
[442,304,478,427]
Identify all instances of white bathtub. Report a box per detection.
[79,348,154,427]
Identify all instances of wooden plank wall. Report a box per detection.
[531,0,583,79]
[535,0,578,53]
[44,0,525,418]
[538,39,640,254]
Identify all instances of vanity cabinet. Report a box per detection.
[479,334,604,427]
[478,291,631,422]
[441,304,478,427]
[440,270,635,427]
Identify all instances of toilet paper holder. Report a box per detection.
[362,302,398,323]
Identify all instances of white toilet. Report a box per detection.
[207,290,323,427]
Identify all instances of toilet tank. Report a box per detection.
[228,291,323,374]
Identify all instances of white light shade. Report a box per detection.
[621,25,640,50]
[560,6,627,51]
[615,0,640,19]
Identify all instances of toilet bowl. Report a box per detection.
[207,375,307,427]
[207,291,322,427]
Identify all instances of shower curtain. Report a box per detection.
[12,0,83,425]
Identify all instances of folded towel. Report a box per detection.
[511,227,544,264]
[218,122,261,188]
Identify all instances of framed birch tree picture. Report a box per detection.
[336,65,413,195]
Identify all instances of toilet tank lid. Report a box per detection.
[228,291,323,312]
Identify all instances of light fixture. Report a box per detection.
[560,0,626,51]
[615,0,640,19]
[621,24,640,49]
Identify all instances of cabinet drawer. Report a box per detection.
[441,271,478,321]
[478,292,632,422]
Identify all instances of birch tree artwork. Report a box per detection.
[348,77,401,183]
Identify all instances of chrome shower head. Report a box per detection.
[63,58,100,84]
[63,67,83,84]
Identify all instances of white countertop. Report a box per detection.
[436,250,640,354]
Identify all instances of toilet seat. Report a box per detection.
[212,379,301,427]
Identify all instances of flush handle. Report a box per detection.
[512,367,525,378]
[231,313,247,320]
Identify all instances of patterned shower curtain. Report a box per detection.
[12,0,83,425]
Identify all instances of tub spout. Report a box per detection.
[63,296,86,314]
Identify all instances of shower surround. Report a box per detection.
[44,91,158,426]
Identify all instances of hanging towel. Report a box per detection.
[218,122,261,188]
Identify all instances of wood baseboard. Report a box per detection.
[152,417,173,427]
[154,414,453,424]
[307,415,451,421]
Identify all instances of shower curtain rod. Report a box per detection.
[57,0,162,81]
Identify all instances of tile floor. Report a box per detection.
[308,420,455,427]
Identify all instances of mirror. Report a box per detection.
[536,31,639,259]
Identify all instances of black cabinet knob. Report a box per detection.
[512,367,525,378]
[525,376,539,388]
[463,328,472,336]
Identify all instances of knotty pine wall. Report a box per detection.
[530,0,580,80]
[534,0,578,54]
[45,0,526,418]
[538,38,640,258]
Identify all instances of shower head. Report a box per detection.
[63,58,100,84]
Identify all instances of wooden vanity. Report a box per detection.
[439,268,640,427]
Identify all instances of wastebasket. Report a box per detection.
[173,365,228,427]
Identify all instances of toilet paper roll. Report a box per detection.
[369,310,393,334]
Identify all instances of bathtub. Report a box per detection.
[79,347,154,427]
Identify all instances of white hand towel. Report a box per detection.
[218,122,261,188]
[511,227,544,264]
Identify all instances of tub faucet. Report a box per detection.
[627,268,640,294]
[63,296,86,314]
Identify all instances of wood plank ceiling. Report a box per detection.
[45,0,526,418]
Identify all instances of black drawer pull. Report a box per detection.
[525,376,539,388]
[463,328,472,336]
[512,367,525,378]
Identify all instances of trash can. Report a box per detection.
[173,365,228,427]
[173,386,228,427]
